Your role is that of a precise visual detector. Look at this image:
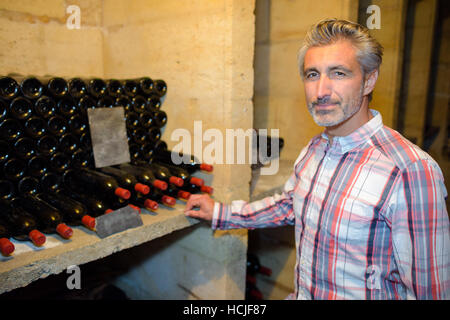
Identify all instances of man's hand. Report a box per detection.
[184,194,215,221]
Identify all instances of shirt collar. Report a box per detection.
[320,109,383,153]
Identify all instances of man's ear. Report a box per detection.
[363,69,378,96]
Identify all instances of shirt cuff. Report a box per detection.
[211,202,231,230]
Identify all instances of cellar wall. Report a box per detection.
[0,0,255,300]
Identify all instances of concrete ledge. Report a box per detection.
[0,202,199,294]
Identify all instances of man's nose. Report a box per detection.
[316,75,332,100]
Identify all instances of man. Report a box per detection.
[184,19,450,300]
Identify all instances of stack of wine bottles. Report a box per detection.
[0,75,213,256]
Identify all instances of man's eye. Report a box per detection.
[333,71,346,78]
[306,72,318,79]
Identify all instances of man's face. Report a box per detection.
[303,39,366,128]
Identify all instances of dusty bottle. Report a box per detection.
[2,158,27,181]
[14,137,36,160]
[36,192,95,230]
[11,196,73,239]
[148,188,176,206]
[146,94,161,110]
[0,76,19,100]
[0,118,23,141]
[122,79,139,97]
[0,219,15,256]
[153,149,213,174]
[117,163,167,191]
[0,179,15,201]
[47,115,68,136]
[63,168,131,201]
[50,152,71,173]
[154,161,204,187]
[131,95,147,114]
[24,116,47,139]
[68,78,87,99]
[136,161,184,187]
[152,79,167,97]
[27,155,49,178]
[129,192,158,211]
[106,79,123,98]
[138,77,154,96]
[47,77,68,99]
[36,135,58,157]
[10,96,33,120]
[151,110,167,128]
[162,183,191,201]
[20,77,44,100]
[18,176,40,196]
[115,95,132,113]
[96,166,150,195]
[56,187,109,218]
[34,95,56,119]
[57,96,77,118]
[0,201,46,246]
[87,78,107,98]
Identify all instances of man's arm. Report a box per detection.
[390,159,450,299]
[184,171,297,230]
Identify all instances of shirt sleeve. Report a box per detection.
[211,171,297,230]
[389,159,450,300]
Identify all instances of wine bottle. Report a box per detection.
[0,76,19,100]
[18,176,40,196]
[97,95,115,108]
[117,163,167,191]
[131,95,147,114]
[47,77,68,99]
[50,152,71,172]
[47,115,68,136]
[2,158,27,181]
[24,116,47,139]
[152,79,167,97]
[0,220,15,256]
[106,79,123,97]
[0,201,46,246]
[59,133,80,154]
[181,183,213,195]
[36,192,95,230]
[122,79,139,97]
[115,95,132,113]
[68,78,87,99]
[71,149,92,169]
[87,78,107,98]
[96,166,150,195]
[10,96,33,120]
[57,96,77,118]
[246,253,272,276]
[125,111,140,131]
[40,172,62,193]
[136,161,184,187]
[140,143,154,161]
[0,99,8,122]
[154,161,204,186]
[151,110,167,128]
[146,94,161,110]
[131,127,149,145]
[20,77,44,99]
[78,95,97,115]
[103,195,129,211]
[153,149,213,173]
[147,127,161,143]
[153,140,167,153]
[129,192,158,211]
[148,188,175,206]
[36,135,58,157]
[63,168,131,201]
[128,143,142,162]
[10,196,73,239]
[138,77,154,96]
[14,137,36,160]
[0,118,23,141]
[27,155,49,178]
[34,95,56,119]
[0,179,15,201]
[139,111,154,128]
[163,183,191,200]
[68,114,87,135]
[0,141,10,165]
[57,187,110,217]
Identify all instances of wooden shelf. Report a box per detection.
[0,202,198,294]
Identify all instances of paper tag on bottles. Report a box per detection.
[87,107,130,168]
[95,205,143,238]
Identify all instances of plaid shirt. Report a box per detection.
[212,110,450,300]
